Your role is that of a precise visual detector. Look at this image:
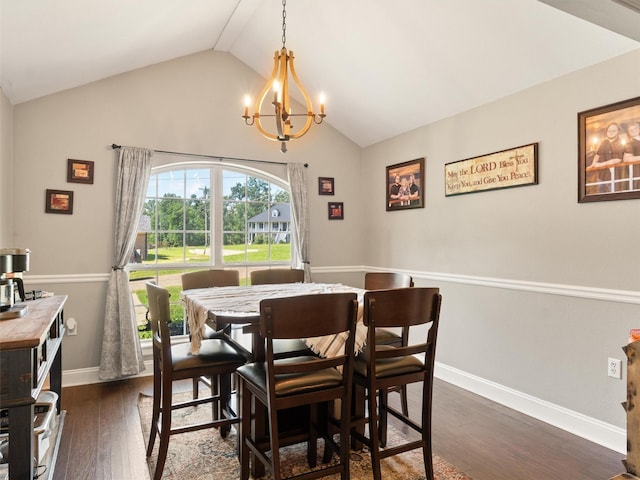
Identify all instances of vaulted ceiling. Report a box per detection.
[1,0,639,148]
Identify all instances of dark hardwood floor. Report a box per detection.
[52,377,624,480]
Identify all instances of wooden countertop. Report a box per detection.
[0,295,67,350]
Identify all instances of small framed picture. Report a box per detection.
[318,177,335,195]
[328,202,344,220]
[67,159,94,184]
[46,189,74,214]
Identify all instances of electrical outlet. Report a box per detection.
[608,358,622,379]
[66,317,78,336]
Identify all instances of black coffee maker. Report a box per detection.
[0,248,30,319]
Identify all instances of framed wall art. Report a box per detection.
[328,202,344,220]
[445,143,538,196]
[386,157,424,211]
[45,189,74,214]
[318,177,335,195]
[578,96,640,203]
[67,159,94,184]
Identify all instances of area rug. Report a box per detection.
[138,392,472,480]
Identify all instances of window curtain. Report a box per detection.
[99,146,153,380]
[287,163,311,281]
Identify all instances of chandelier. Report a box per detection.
[242,0,325,153]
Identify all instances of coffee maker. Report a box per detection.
[0,248,30,319]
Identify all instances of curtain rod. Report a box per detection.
[110,144,307,167]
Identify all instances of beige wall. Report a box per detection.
[7,46,640,447]
[11,51,363,370]
[361,48,640,430]
[0,88,13,246]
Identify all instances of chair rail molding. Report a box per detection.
[27,269,640,305]
[25,273,110,284]
[313,266,640,305]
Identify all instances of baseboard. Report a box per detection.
[434,362,626,454]
[62,360,154,387]
[61,360,625,454]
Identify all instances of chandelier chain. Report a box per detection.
[281,0,287,49]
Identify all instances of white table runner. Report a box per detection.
[181,282,366,358]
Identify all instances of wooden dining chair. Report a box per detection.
[181,268,239,290]
[251,267,310,359]
[182,268,240,340]
[181,269,241,400]
[250,267,304,285]
[145,282,248,480]
[364,271,414,418]
[237,292,358,480]
[351,287,442,480]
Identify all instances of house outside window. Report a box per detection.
[246,204,292,244]
[128,163,292,339]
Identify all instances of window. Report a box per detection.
[129,163,292,339]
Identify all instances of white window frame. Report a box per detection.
[129,161,293,345]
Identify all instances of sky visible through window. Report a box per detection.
[146,168,286,200]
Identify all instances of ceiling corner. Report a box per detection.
[538,0,640,42]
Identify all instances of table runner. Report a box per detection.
[181,282,367,358]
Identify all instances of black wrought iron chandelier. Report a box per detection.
[242,0,326,153]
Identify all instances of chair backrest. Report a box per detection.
[364,272,414,290]
[146,281,173,361]
[259,292,358,407]
[181,269,240,289]
[363,287,442,373]
[250,268,304,285]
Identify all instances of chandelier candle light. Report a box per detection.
[242,0,326,153]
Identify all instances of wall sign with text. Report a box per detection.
[445,143,538,196]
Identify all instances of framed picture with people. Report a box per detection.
[386,158,425,211]
[578,96,640,203]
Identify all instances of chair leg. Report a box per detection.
[339,394,351,480]
[268,402,283,480]
[147,362,161,457]
[219,373,232,438]
[192,377,199,400]
[239,380,251,480]
[193,375,220,420]
[352,385,365,451]
[422,382,435,480]
[322,401,335,464]
[378,386,407,448]
[307,403,318,468]
[153,378,173,480]
[212,375,220,420]
[400,385,409,417]
[379,389,388,448]
[423,441,434,480]
[368,388,383,480]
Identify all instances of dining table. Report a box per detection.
[181,282,368,361]
[180,281,369,475]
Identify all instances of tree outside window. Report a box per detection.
[129,164,291,339]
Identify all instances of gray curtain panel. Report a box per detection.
[287,163,310,282]
[99,146,152,380]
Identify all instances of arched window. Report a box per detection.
[128,162,292,338]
